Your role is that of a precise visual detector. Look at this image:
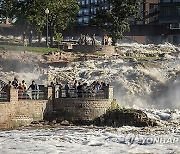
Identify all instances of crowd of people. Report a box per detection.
[78,34,112,46]
[1,78,110,99]
[1,78,38,99]
[55,80,109,98]
[78,34,96,45]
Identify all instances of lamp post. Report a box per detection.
[45,8,49,47]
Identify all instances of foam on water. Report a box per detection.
[48,53,180,110]
[0,124,180,154]
[0,43,180,153]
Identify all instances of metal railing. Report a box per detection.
[0,91,8,102]
[56,88,107,99]
[18,90,45,100]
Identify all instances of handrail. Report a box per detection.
[18,90,45,100]
[56,88,107,99]
[0,91,8,102]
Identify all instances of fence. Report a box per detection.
[0,91,8,102]
[56,88,107,99]
[18,90,45,100]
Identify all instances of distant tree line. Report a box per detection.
[0,0,140,46]
[0,0,79,46]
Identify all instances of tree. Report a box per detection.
[0,0,79,45]
[19,0,79,46]
[91,0,140,45]
[0,0,18,20]
[19,0,47,44]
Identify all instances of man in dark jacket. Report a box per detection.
[28,80,38,99]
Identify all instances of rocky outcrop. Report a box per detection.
[35,108,158,128]
[93,109,158,127]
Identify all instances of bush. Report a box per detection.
[108,99,120,111]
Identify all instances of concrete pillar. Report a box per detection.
[107,86,114,101]
[9,89,18,102]
[48,86,53,99]
[44,86,53,100]
[54,85,60,98]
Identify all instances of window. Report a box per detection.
[78,9,83,15]
[78,18,83,23]
[161,0,170,2]
[84,9,89,15]
[83,17,89,24]
[81,0,85,6]
[86,0,89,5]
[162,7,171,16]
[162,6,180,16]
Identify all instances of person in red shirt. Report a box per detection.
[18,83,24,99]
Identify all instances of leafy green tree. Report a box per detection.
[20,0,79,46]
[55,32,63,48]
[0,0,18,20]
[0,0,79,45]
[91,0,140,45]
[19,0,47,44]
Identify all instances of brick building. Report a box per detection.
[75,0,180,44]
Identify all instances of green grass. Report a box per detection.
[0,45,60,53]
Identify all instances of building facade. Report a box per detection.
[147,0,180,44]
[77,0,110,25]
[73,0,180,44]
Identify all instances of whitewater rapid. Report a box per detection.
[1,43,180,153]
[0,124,180,154]
[48,57,180,110]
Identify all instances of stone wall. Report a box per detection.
[0,102,16,129]
[0,88,52,129]
[0,86,114,129]
[53,86,114,121]
[54,98,111,121]
[71,45,115,55]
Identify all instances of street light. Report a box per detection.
[45,8,49,47]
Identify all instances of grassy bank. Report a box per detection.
[0,45,60,53]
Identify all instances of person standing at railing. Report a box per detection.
[22,80,27,90]
[2,81,12,92]
[3,81,12,100]
[95,81,100,92]
[58,83,63,98]
[100,82,107,99]
[18,83,24,99]
[12,77,18,89]
[21,80,27,99]
[77,82,83,98]
[82,83,88,97]
[73,80,78,98]
[28,80,38,99]
[65,82,70,98]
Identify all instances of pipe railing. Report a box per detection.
[18,90,45,100]
[0,91,8,102]
[56,88,107,99]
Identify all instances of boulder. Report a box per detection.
[61,120,70,126]
[93,109,158,127]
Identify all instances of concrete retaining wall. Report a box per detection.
[71,45,115,55]
[0,86,114,129]
[54,98,111,121]
[0,89,52,129]
[0,100,52,129]
[53,86,114,121]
